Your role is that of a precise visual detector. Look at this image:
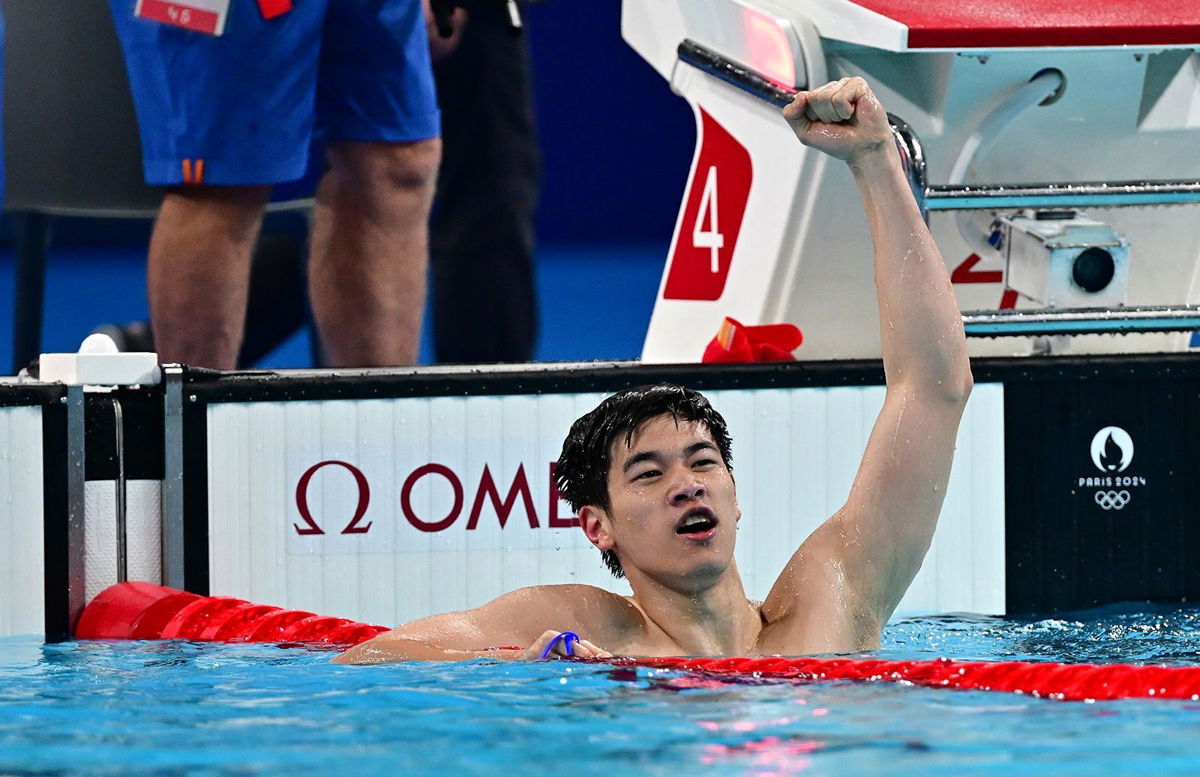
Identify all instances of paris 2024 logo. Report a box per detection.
[1080,426,1146,511]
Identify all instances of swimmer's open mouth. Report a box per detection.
[675,507,718,535]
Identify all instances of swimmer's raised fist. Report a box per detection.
[782,77,892,163]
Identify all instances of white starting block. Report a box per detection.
[623,0,1200,361]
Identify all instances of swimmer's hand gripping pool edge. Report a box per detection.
[330,627,613,664]
[488,630,612,661]
[533,630,612,660]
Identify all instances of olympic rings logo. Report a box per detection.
[1094,490,1131,510]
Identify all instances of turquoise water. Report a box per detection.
[3,606,1200,776]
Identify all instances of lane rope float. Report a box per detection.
[76,581,389,647]
[77,583,1200,702]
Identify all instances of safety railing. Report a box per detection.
[961,306,1200,337]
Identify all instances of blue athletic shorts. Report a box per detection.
[109,0,440,186]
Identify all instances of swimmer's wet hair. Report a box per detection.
[555,383,733,579]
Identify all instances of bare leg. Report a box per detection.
[309,139,441,367]
[148,186,272,369]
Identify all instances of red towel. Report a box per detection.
[702,317,803,363]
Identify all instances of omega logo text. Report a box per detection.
[293,460,579,537]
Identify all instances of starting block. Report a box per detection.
[623,0,1200,361]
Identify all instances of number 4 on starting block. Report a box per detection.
[663,109,753,301]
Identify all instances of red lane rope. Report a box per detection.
[628,656,1200,702]
[78,582,1200,702]
[76,582,389,648]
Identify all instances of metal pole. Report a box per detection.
[112,397,127,583]
[677,39,797,108]
[162,366,186,590]
[927,182,1200,211]
[65,385,87,634]
[962,306,1200,337]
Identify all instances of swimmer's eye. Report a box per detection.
[633,469,660,481]
[692,458,719,469]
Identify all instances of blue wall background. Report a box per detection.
[524,1,695,246]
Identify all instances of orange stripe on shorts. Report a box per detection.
[181,159,193,185]
[194,159,205,185]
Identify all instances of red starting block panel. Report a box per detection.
[847,0,1200,48]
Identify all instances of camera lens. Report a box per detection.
[1072,247,1115,293]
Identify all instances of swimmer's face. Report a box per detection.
[581,414,741,589]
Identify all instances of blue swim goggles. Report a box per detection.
[539,631,580,659]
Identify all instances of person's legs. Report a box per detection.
[107,0,328,367]
[148,185,271,368]
[309,138,440,366]
[310,0,441,367]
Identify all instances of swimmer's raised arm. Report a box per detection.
[332,585,617,664]
[763,78,972,644]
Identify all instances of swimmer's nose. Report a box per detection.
[670,480,706,504]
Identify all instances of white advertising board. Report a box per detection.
[0,406,45,637]
[207,384,1004,628]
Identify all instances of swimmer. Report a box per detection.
[334,77,972,663]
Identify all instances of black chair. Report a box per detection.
[3,0,164,373]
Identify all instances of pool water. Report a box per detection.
[2,605,1200,776]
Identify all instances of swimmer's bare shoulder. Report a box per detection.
[333,584,638,664]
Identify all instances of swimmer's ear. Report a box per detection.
[579,505,615,551]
